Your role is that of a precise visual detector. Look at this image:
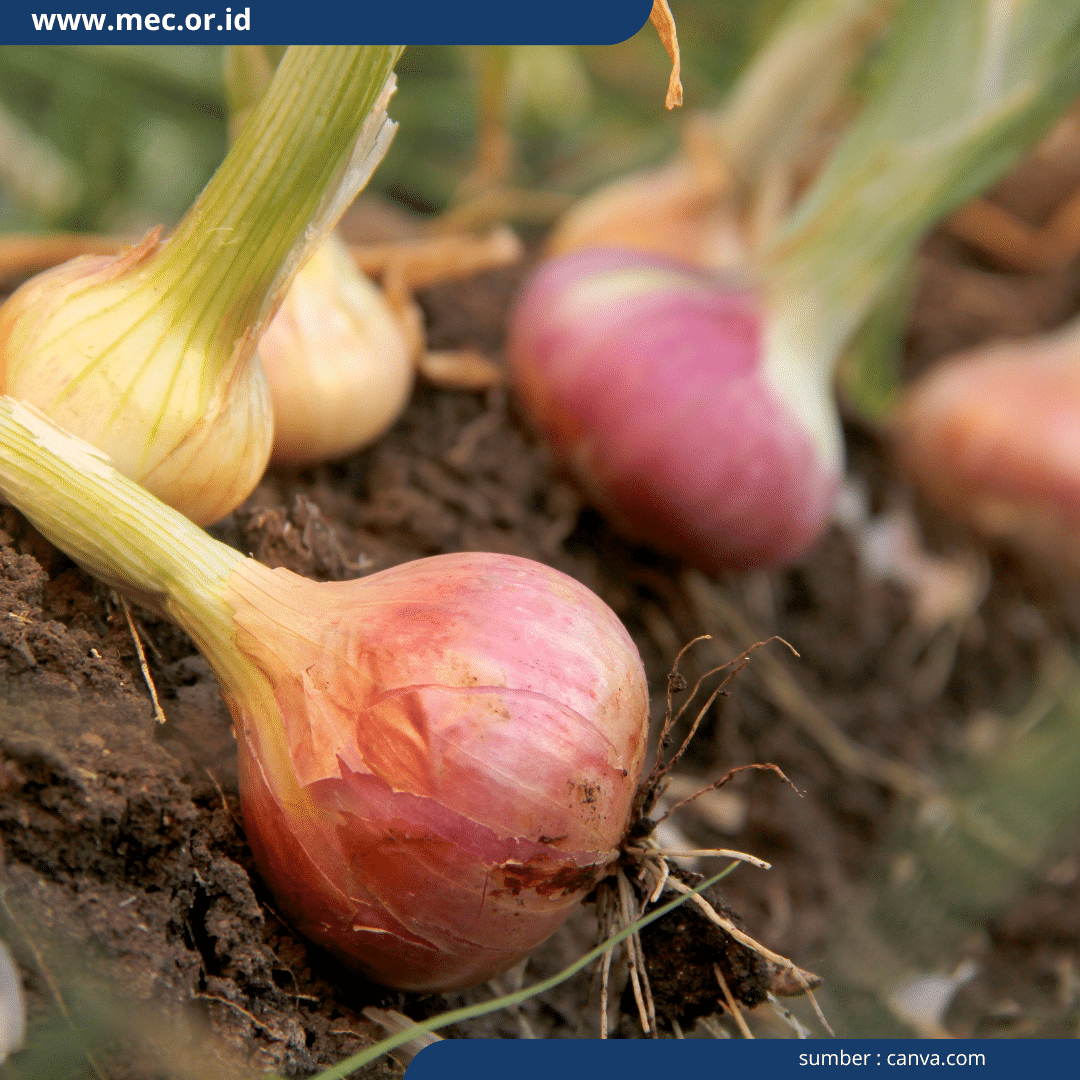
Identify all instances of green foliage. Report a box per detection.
[835,264,918,422]
[381,1,793,211]
[0,3,794,231]
[0,46,226,231]
[772,0,1080,363]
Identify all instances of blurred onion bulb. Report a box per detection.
[509,249,842,570]
[894,321,1080,572]
[0,47,401,523]
[259,233,413,465]
[509,0,896,572]
[0,397,648,991]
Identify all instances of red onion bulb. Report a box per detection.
[228,552,648,990]
[508,248,841,572]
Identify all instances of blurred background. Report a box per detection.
[0,3,790,234]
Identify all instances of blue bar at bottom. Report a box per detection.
[406,1038,1077,1078]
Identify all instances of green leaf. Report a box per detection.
[770,0,1080,370]
[835,262,918,423]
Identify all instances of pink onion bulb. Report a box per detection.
[0,396,648,992]
[508,248,840,572]
[893,322,1080,572]
[229,552,648,990]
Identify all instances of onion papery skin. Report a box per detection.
[0,235,272,525]
[545,158,740,273]
[260,234,413,466]
[508,249,839,572]
[224,551,648,991]
[893,331,1080,572]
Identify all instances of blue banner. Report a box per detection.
[3,1,653,44]
[406,1038,1080,1079]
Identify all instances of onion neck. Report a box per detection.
[130,45,402,370]
[760,303,845,477]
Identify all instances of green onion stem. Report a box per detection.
[767,0,1080,374]
[719,0,893,189]
[0,396,250,701]
[135,45,402,363]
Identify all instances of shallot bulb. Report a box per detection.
[0,230,273,525]
[893,322,1080,572]
[508,248,841,571]
[231,552,647,989]
[259,234,413,466]
[0,398,648,991]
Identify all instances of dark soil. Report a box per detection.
[633,877,772,1031]
[4,156,1080,1075]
